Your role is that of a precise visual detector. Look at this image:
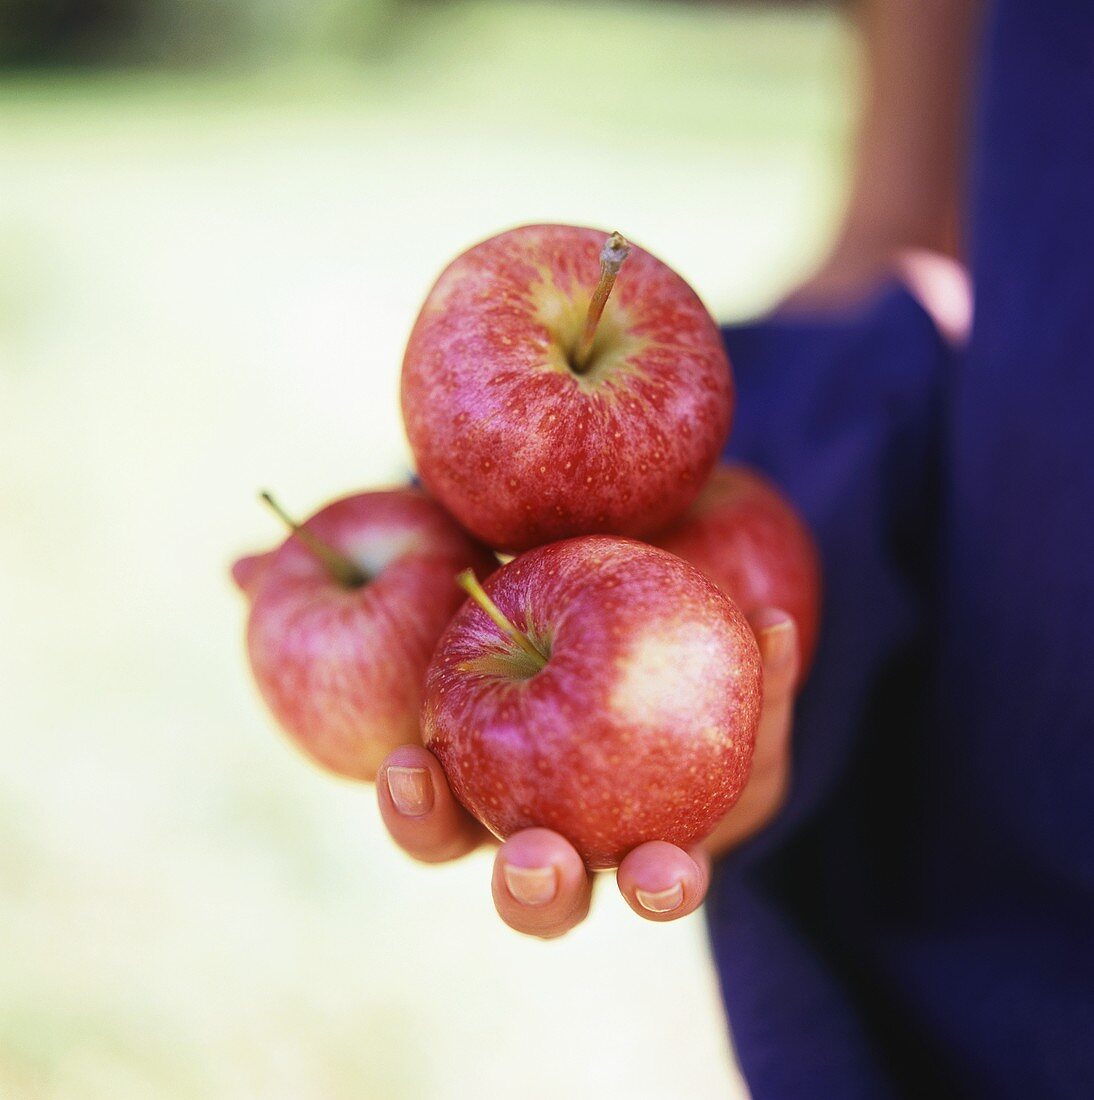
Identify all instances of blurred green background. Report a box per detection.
[0,2,852,1097]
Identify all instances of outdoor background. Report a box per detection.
[0,2,853,1097]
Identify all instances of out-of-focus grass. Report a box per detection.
[0,4,852,1098]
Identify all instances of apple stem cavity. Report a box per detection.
[456,569,548,670]
[260,491,368,589]
[572,231,631,373]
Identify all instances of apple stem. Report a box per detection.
[572,231,631,373]
[259,491,368,588]
[456,569,548,669]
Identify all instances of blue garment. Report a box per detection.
[708,3,1094,1097]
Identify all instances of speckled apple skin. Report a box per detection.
[653,464,822,673]
[423,536,761,869]
[237,489,496,781]
[401,224,734,552]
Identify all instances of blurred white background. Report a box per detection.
[0,3,851,1096]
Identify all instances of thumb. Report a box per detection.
[749,607,800,766]
[706,608,799,856]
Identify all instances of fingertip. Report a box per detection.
[378,745,440,814]
[376,746,484,863]
[502,863,559,908]
[617,841,708,923]
[381,743,440,773]
[750,606,794,634]
[749,608,801,690]
[230,550,273,596]
[492,828,591,939]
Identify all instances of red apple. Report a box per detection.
[401,224,733,552]
[653,463,822,674]
[423,536,762,869]
[232,487,495,781]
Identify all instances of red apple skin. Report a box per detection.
[233,488,496,781]
[423,536,762,869]
[401,224,733,552]
[652,464,822,674]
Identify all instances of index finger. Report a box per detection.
[377,745,488,863]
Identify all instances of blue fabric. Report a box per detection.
[707,3,1094,1097]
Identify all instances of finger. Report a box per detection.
[896,248,973,347]
[617,841,710,922]
[377,745,488,864]
[706,610,798,854]
[492,828,592,939]
[230,550,274,596]
[749,608,799,775]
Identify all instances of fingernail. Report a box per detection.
[386,766,433,817]
[759,619,794,668]
[503,864,558,907]
[635,882,685,913]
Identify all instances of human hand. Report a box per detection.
[783,237,972,346]
[376,609,801,939]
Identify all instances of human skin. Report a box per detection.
[652,463,822,676]
[376,0,981,933]
[787,0,978,310]
[376,608,798,935]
